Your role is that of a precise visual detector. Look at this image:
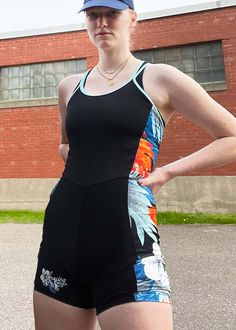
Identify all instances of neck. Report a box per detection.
[98,48,133,71]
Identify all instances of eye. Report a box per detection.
[107,10,119,17]
[86,10,120,19]
[86,12,99,19]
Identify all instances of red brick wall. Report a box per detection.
[0,6,235,178]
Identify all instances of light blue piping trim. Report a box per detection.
[66,71,89,107]
[132,63,165,129]
[131,60,146,79]
[72,80,82,95]
[79,69,92,94]
[80,61,145,96]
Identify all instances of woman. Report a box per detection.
[33,1,236,329]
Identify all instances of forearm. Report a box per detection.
[59,144,69,163]
[162,137,236,180]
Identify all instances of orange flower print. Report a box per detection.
[149,205,157,225]
[132,138,154,178]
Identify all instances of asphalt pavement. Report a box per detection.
[0,224,235,330]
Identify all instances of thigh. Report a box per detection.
[97,301,173,330]
[33,290,97,330]
[33,178,96,325]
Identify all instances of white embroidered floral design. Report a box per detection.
[40,268,67,293]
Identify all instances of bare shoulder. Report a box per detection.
[144,62,212,112]
[145,63,189,85]
[145,63,236,138]
[58,73,84,109]
[58,73,83,90]
[146,62,209,98]
[142,63,178,124]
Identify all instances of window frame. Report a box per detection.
[0,59,87,109]
[133,41,227,92]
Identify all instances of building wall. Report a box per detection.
[0,6,236,182]
[1,176,236,213]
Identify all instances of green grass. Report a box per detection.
[0,210,235,225]
[157,212,236,225]
[0,210,44,224]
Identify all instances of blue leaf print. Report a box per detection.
[128,179,158,245]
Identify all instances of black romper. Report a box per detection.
[34,60,171,315]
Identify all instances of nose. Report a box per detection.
[97,14,108,27]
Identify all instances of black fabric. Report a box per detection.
[62,62,153,186]
[33,62,171,314]
[34,176,137,314]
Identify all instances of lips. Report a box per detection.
[96,32,112,36]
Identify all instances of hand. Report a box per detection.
[137,166,172,194]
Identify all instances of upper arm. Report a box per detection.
[58,78,69,145]
[58,74,83,144]
[159,64,236,139]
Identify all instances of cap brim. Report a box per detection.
[78,1,129,13]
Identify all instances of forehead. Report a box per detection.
[85,6,121,13]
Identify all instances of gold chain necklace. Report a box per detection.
[96,54,132,86]
[100,63,121,74]
[99,55,130,74]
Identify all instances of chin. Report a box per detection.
[95,40,117,50]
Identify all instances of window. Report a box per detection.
[0,59,87,103]
[134,41,226,91]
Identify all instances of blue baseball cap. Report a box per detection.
[78,0,134,13]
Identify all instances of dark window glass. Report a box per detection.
[0,59,87,101]
[134,41,226,85]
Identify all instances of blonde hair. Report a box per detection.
[128,9,138,50]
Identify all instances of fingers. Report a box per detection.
[138,172,156,187]
[137,171,162,193]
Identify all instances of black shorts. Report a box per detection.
[34,176,171,315]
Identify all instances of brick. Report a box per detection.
[0,6,236,177]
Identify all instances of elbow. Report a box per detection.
[59,144,69,163]
[59,143,69,149]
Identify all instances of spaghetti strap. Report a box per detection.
[67,69,92,104]
[132,62,166,127]
[79,68,92,91]
[131,60,147,80]
[132,61,149,81]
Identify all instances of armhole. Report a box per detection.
[66,70,90,108]
[72,69,91,94]
[133,63,166,128]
